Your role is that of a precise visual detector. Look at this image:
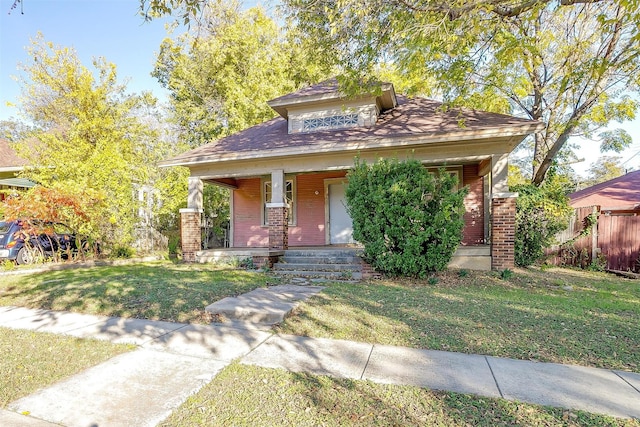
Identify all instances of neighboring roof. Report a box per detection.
[0,138,28,171]
[162,94,543,168]
[268,78,397,119]
[570,170,640,210]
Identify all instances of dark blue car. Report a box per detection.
[0,219,85,265]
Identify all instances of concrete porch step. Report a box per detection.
[274,262,361,272]
[283,249,362,258]
[274,270,363,280]
[272,248,365,281]
[279,256,359,264]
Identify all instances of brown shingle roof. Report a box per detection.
[570,170,640,209]
[0,138,28,170]
[162,95,542,167]
[268,78,342,104]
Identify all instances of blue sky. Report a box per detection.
[0,0,174,119]
[0,0,637,175]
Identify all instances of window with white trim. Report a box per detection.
[427,167,462,191]
[263,179,295,225]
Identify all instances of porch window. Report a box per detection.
[427,167,462,191]
[263,179,295,226]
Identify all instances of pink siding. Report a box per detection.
[462,164,485,245]
[231,167,484,247]
[232,172,346,248]
[289,172,335,246]
[233,178,268,247]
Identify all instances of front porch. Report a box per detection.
[194,244,492,276]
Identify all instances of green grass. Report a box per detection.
[0,261,275,323]
[276,267,640,371]
[161,363,639,427]
[0,327,134,407]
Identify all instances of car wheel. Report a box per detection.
[16,247,42,265]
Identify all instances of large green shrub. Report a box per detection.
[345,158,467,277]
[511,179,572,267]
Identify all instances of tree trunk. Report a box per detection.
[532,127,575,185]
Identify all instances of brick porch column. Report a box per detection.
[267,204,289,250]
[267,169,289,250]
[180,208,202,262]
[180,177,204,263]
[491,193,518,270]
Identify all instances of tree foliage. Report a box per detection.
[0,119,33,142]
[511,177,573,267]
[1,185,101,228]
[153,2,330,147]
[581,155,626,188]
[283,0,640,185]
[139,0,203,24]
[1,186,104,257]
[12,34,181,247]
[346,158,467,277]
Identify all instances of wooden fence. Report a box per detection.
[545,206,640,272]
[598,209,640,272]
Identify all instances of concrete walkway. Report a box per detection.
[1,304,639,426]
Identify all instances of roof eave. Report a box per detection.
[267,82,399,119]
[267,91,344,120]
[0,166,24,173]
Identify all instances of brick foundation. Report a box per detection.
[491,195,517,270]
[252,254,282,269]
[268,206,289,250]
[359,258,382,279]
[180,209,201,263]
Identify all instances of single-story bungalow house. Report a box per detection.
[160,80,543,272]
[0,138,34,201]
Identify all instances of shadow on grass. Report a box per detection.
[0,262,274,324]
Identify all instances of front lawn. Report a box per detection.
[160,363,639,427]
[0,261,274,323]
[0,327,133,407]
[276,267,640,371]
[1,263,638,371]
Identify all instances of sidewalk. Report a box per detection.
[1,305,639,426]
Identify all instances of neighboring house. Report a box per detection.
[161,79,543,270]
[566,170,640,272]
[0,138,34,201]
[570,170,640,212]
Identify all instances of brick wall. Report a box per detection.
[462,164,485,245]
[180,209,201,263]
[491,196,516,270]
